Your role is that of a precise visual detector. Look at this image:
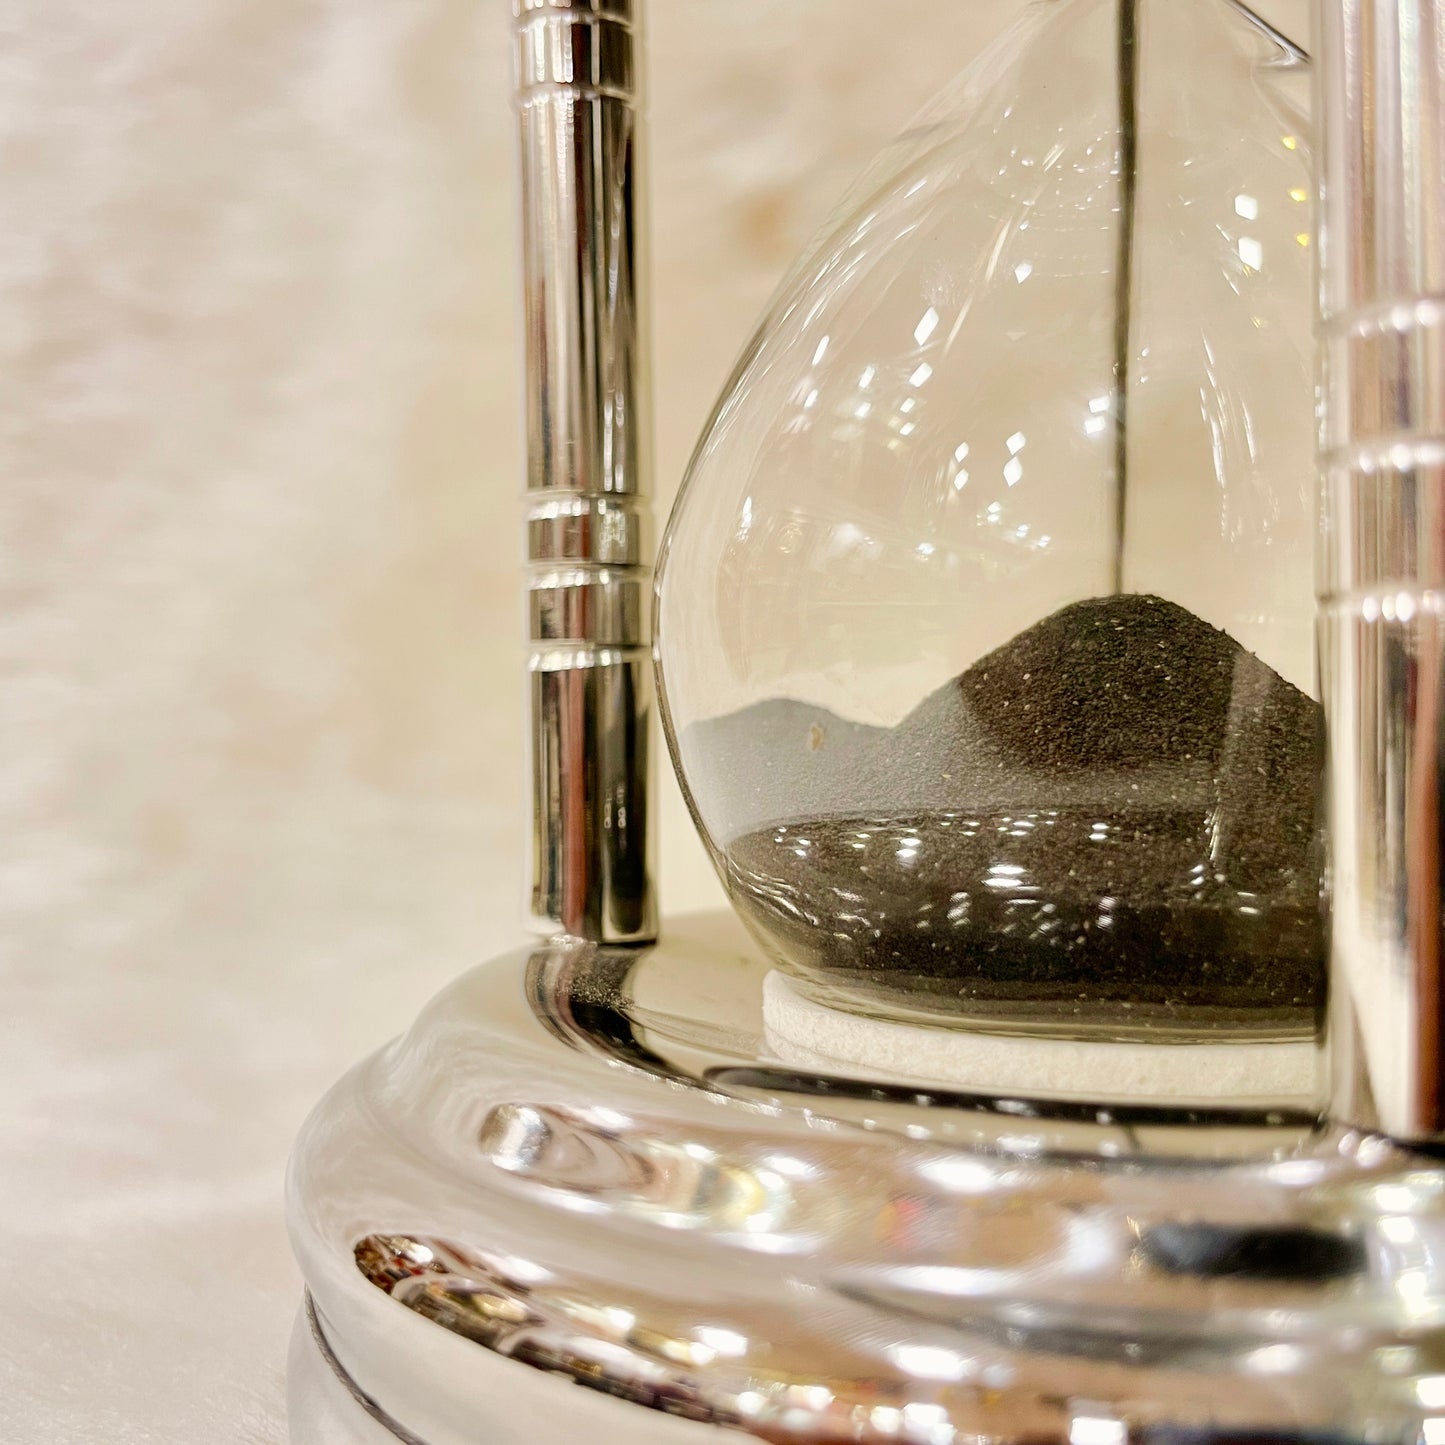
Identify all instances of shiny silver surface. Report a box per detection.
[292,1300,428,1445]
[288,1,1445,1437]
[1319,0,1445,1139]
[518,0,655,943]
[289,911,1445,1445]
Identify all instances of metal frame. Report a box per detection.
[285,0,1445,1437]
[520,0,656,944]
[1321,0,1445,1142]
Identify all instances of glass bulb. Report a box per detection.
[656,0,1317,1045]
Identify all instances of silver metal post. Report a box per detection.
[1320,0,1445,1138]
[515,0,656,944]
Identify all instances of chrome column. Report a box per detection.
[515,0,656,944]
[1320,0,1445,1138]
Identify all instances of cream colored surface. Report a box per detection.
[0,3,1035,1441]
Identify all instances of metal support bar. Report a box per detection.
[1320,0,1445,1139]
[515,0,656,944]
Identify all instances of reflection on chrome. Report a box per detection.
[288,927,1445,1444]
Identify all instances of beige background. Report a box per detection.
[1,1,1310,1440]
[0,3,1026,1441]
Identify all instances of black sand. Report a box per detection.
[702,596,1324,1035]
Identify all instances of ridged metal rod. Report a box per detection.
[514,0,656,944]
[1320,0,1445,1139]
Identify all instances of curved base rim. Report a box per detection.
[286,912,1445,1444]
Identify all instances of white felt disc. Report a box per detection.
[762,970,1320,1107]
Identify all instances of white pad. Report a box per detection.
[762,969,1320,1107]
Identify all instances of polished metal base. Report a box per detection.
[288,1303,425,1445]
[288,911,1445,1444]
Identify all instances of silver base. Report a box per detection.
[288,911,1445,1444]
[288,1302,425,1445]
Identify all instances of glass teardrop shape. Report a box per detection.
[656,0,1316,1048]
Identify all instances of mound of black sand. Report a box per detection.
[956,593,1283,769]
[689,595,1325,1034]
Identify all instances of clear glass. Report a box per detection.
[656,0,1317,1042]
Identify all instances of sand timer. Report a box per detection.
[657,0,1319,1089]
[286,3,1445,1440]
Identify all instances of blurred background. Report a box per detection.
[0,1,1305,1440]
